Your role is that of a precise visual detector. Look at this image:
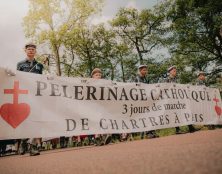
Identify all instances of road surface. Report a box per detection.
[0,129,222,174]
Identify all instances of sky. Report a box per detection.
[0,0,158,69]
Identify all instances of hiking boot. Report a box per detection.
[141,132,145,139]
[104,135,112,145]
[94,137,101,146]
[188,125,197,133]
[176,129,184,134]
[208,125,215,130]
[30,150,40,156]
[30,145,40,156]
[147,133,155,139]
[20,141,28,155]
[127,134,134,141]
[151,131,159,138]
[146,130,158,139]
[175,127,185,134]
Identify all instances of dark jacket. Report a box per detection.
[134,75,149,84]
[164,76,179,83]
[17,59,43,74]
[195,79,206,86]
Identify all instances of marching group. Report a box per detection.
[0,43,220,157]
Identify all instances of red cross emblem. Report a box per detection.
[213,97,222,117]
[0,81,30,128]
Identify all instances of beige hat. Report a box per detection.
[138,65,147,70]
[25,42,36,49]
[91,68,102,77]
[168,65,176,72]
[197,71,205,76]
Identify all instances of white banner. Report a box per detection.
[0,68,222,139]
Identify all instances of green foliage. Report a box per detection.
[23,0,222,86]
[111,8,166,64]
[164,0,222,84]
[23,0,104,76]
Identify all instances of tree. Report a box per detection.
[63,25,100,77]
[23,0,104,76]
[63,24,134,81]
[164,0,222,83]
[111,8,165,64]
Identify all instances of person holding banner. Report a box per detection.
[196,71,207,86]
[91,68,112,146]
[165,65,186,134]
[135,65,158,139]
[195,71,216,130]
[17,43,44,74]
[165,66,197,134]
[17,43,43,156]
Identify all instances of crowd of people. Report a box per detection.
[0,43,221,157]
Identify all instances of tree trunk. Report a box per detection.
[135,37,143,64]
[67,49,75,77]
[86,48,93,76]
[120,57,125,82]
[110,63,115,80]
[52,44,62,76]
